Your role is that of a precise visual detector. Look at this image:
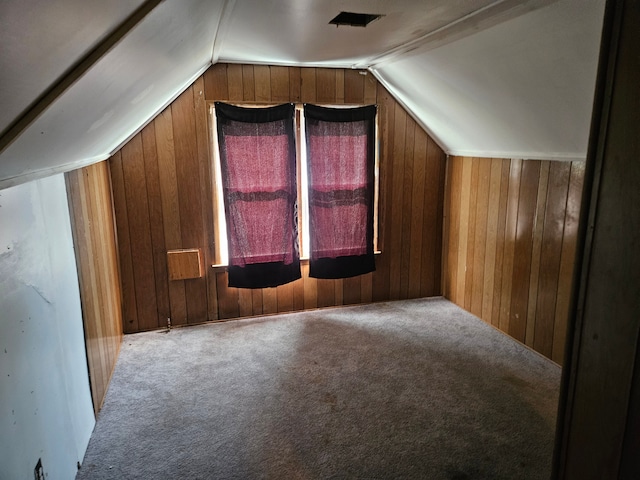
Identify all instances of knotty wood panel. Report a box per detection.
[66,162,123,413]
[109,63,446,333]
[443,156,584,363]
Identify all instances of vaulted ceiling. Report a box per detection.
[0,0,605,188]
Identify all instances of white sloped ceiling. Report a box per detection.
[0,0,148,134]
[0,0,606,188]
[0,0,226,187]
[373,0,606,161]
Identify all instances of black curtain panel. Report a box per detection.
[304,104,376,279]
[215,102,300,288]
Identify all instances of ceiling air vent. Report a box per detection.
[329,12,383,27]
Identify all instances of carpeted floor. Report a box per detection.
[76,297,561,480]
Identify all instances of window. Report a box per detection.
[214,102,300,288]
[210,102,379,286]
[304,104,377,279]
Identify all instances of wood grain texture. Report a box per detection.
[443,156,584,363]
[66,162,123,413]
[154,108,187,326]
[371,82,395,301]
[141,123,171,326]
[551,161,584,363]
[173,86,208,324]
[109,151,138,332]
[108,64,446,333]
[121,134,158,331]
[509,160,540,342]
[534,161,571,358]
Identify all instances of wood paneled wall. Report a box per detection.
[110,63,446,333]
[443,156,584,363]
[66,162,123,412]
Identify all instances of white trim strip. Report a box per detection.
[0,154,111,191]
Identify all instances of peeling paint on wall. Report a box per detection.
[0,174,94,480]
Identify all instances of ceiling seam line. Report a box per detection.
[0,0,163,155]
[211,0,238,64]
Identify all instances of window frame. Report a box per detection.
[209,101,380,268]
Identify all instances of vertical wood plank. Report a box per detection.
[277,282,294,313]
[491,159,513,328]
[552,161,584,363]
[334,279,344,306]
[444,156,462,302]
[399,120,416,299]
[87,165,117,380]
[141,123,170,326]
[66,163,123,412]
[388,104,407,299]
[262,287,278,314]
[66,170,105,409]
[525,161,551,347]
[109,152,138,332]
[408,128,427,298]
[433,148,446,294]
[303,263,318,309]
[534,161,570,357]
[498,159,522,333]
[363,73,377,105]
[372,83,395,301]
[242,65,255,101]
[470,158,491,317]
[289,67,301,102]
[463,158,480,310]
[93,163,122,373]
[344,69,365,104]
[217,272,239,319]
[204,63,229,101]
[509,160,540,342]
[316,279,335,307]
[455,157,473,304]
[360,272,373,303]
[335,69,345,104]
[251,289,263,316]
[292,277,305,311]
[154,108,187,325]
[193,76,218,321]
[481,158,504,322]
[343,277,361,305]
[238,289,253,317]
[172,86,208,323]
[254,65,271,102]
[316,68,337,103]
[270,66,290,102]
[300,68,316,103]
[121,134,159,331]
[227,64,244,101]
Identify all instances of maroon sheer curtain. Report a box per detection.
[304,104,376,279]
[215,102,300,288]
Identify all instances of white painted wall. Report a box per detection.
[0,174,95,479]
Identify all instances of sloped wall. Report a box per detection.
[0,174,95,479]
[109,63,447,332]
[443,156,584,363]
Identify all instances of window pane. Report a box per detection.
[304,104,377,279]
[215,102,300,288]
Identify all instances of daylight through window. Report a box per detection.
[210,103,379,278]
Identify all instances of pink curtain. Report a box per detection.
[216,102,300,288]
[304,104,376,279]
